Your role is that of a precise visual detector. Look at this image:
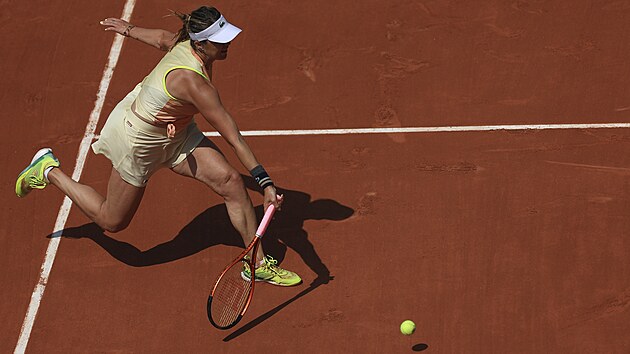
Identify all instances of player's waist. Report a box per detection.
[129,101,191,136]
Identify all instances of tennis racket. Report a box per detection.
[207,200,279,329]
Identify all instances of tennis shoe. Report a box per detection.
[16,148,60,198]
[241,255,302,286]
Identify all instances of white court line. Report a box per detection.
[201,123,630,137]
[14,1,136,353]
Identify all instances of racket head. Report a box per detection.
[207,201,279,329]
[207,242,259,330]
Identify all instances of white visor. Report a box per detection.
[188,15,241,43]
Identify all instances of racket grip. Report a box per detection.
[255,201,278,237]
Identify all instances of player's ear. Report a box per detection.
[193,41,205,53]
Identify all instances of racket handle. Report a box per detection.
[255,197,280,237]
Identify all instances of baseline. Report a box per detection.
[203,123,630,137]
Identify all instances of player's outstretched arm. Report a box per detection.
[100,17,177,51]
[167,70,283,210]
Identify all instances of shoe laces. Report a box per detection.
[261,256,289,276]
[264,255,278,267]
[28,174,46,188]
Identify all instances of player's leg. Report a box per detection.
[48,166,145,233]
[171,138,301,286]
[171,139,261,257]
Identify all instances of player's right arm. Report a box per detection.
[100,18,177,51]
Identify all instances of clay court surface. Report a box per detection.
[3,0,630,352]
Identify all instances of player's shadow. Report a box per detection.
[50,176,353,333]
[52,177,352,276]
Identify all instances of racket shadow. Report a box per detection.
[222,275,332,342]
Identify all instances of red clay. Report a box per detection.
[3,0,630,353]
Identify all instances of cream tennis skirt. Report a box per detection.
[91,83,205,187]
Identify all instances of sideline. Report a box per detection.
[14,1,137,353]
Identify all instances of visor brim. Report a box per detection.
[207,23,242,43]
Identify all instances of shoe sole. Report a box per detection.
[18,148,53,176]
[240,272,255,282]
[16,148,54,198]
[32,148,53,164]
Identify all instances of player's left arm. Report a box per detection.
[100,18,177,51]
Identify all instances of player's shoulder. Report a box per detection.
[165,68,217,103]
[168,68,213,89]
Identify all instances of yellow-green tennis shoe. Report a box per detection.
[242,255,302,286]
[16,148,60,198]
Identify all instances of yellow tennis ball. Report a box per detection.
[400,320,416,335]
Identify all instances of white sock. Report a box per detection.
[44,166,54,182]
[256,258,265,268]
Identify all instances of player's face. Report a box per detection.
[202,41,231,61]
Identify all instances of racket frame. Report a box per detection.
[207,203,277,329]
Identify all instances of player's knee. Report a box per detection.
[101,218,131,233]
[215,169,244,196]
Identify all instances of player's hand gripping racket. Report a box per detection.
[207,199,280,329]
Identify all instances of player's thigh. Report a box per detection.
[171,138,242,190]
[103,168,146,226]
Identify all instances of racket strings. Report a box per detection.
[211,262,253,327]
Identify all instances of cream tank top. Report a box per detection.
[131,41,209,133]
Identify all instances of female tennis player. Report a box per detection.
[15,6,301,286]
